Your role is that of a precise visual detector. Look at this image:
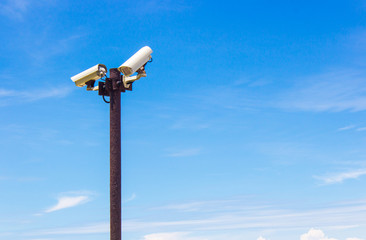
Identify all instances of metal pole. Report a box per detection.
[109,68,121,240]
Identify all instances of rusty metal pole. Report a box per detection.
[109,68,121,240]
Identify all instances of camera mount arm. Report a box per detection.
[122,66,147,89]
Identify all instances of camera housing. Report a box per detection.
[118,46,152,76]
[71,64,107,87]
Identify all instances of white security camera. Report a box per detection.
[118,46,152,76]
[71,64,107,88]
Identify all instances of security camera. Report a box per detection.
[118,46,152,76]
[71,64,107,88]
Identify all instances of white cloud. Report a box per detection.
[27,34,85,62]
[122,197,366,234]
[152,199,241,212]
[278,70,366,112]
[153,202,205,212]
[170,117,210,130]
[144,232,206,240]
[0,176,43,183]
[0,0,30,20]
[0,176,8,180]
[0,87,72,106]
[299,229,365,240]
[124,193,136,203]
[0,0,55,21]
[315,169,366,184]
[338,125,355,131]
[127,0,189,15]
[45,195,89,213]
[27,222,108,236]
[26,198,366,239]
[29,238,54,240]
[300,228,337,240]
[166,148,201,157]
[144,232,186,240]
[23,88,72,101]
[0,89,15,97]
[257,237,267,240]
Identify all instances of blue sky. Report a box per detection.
[1,0,366,240]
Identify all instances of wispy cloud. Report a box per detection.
[338,125,355,131]
[315,169,366,184]
[124,193,137,203]
[170,117,210,130]
[141,228,364,240]
[0,0,30,20]
[356,127,366,132]
[45,196,89,213]
[144,232,206,240]
[25,198,366,239]
[0,0,56,21]
[17,177,44,182]
[124,197,366,235]
[27,222,108,236]
[26,34,85,63]
[179,69,366,114]
[142,230,363,240]
[152,199,242,212]
[184,85,263,112]
[0,87,72,106]
[127,0,189,14]
[165,148,201,157]
[28,238,54,240]
[153,202,206,212]
[0,175,43,182]
[44,191,92,213]
[278,70,366,112]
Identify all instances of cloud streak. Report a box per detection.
[44,192,93,213]
[0,0,30,20]
[24,198,366,239]
[124,193,137,203]
[127,0,189,15]
[121,198,366,234]
[315,169,366,184]
[45,196,89,213]
[165,148,201,157]
[277,70,366,112]
[27,222,109,236]
[143,232,205,240]
[338,125,355,131]
[179,69,366,114]
[0,87,72,106]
